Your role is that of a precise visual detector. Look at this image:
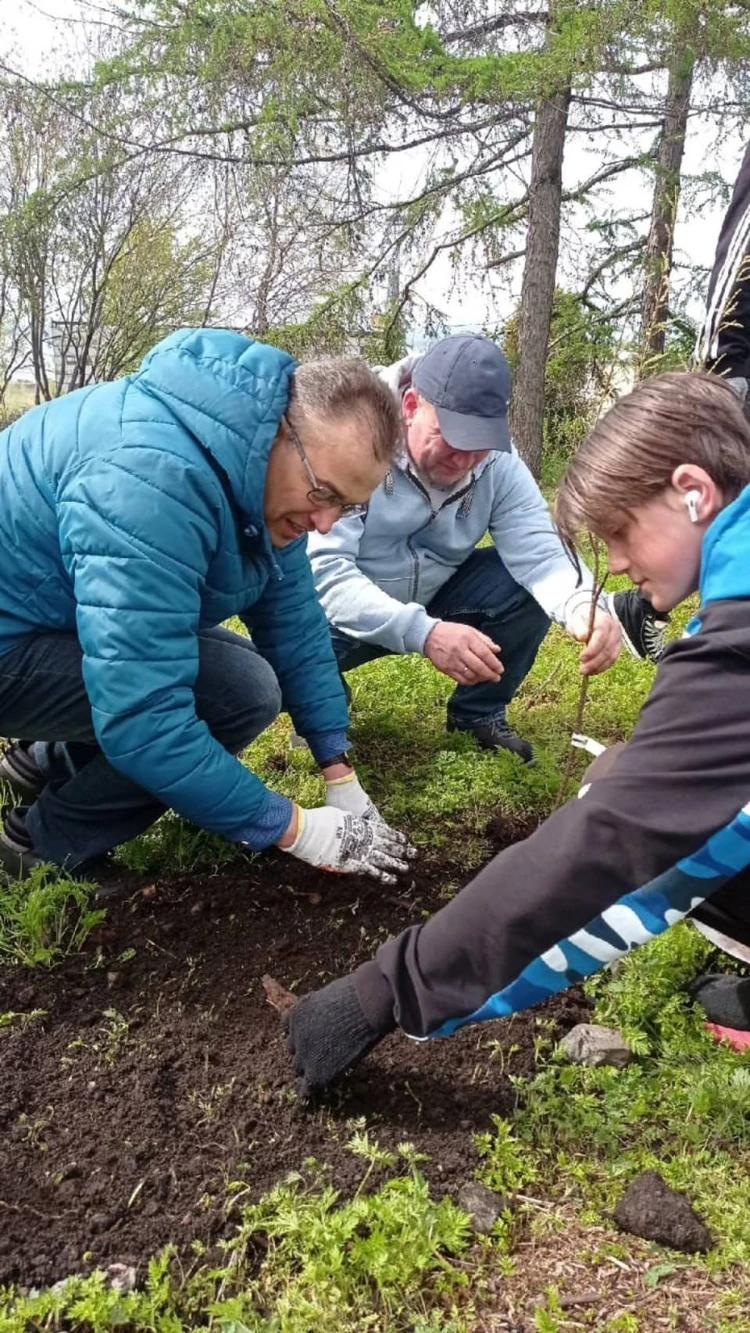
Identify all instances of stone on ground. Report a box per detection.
[560,1023,632,1068]
[456,1182,510,1234]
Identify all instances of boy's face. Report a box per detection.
[604,468,723,613]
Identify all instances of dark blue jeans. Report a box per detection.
[0,626,281,867]
[330,547,550,728]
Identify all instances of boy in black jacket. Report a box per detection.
[613,141,750,661]
[286,371,750,1094]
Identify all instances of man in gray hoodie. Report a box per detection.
[307,334,622,763]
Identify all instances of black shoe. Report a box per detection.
[0,741,47,800]
[0,806,45,879]
[448,715,534,765]
[612,589,669,664]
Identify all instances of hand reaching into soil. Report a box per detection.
[277,806,417,884]
[283,972,396,1097]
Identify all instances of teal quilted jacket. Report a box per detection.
[0,329,349,846]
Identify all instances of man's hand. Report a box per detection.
[566,603,622,675]
[277,806,417,884]
[424,621,503,685]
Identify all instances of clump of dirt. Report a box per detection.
[614,1170,713,1253]
[0,814,591,1288]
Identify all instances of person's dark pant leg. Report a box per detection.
[583,744,750,952]
[0,626,282,868]
[328,628,392,675]
[425,547,550,728]
[700,138,750,379]
[327,628,393,706]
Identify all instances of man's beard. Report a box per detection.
[411,458,472,490]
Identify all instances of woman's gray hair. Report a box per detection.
[287,358,403,464]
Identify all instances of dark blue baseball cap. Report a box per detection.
[412,333,512,452]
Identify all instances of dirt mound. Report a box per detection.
[614,1170,713,1253]
[0,819,590,1288]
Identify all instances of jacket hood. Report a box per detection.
[134,328,297,526]
[375,352,422,401]
[700,482,750,604]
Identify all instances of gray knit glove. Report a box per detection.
[283,974,395,1096]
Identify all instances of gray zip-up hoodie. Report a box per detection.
[307,354,594,653]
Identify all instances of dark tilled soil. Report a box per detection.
[0,819,591,1288]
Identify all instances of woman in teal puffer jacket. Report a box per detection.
[0,328,413,883]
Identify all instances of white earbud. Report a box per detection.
[685,490,701,524]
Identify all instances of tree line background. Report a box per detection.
[1,0,749,477]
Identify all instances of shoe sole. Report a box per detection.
[610,593,668,664]
[0,759,46,800]
[617,622,645,661]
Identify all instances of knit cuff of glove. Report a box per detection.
[325,771,370,817]
[354,958,398,1034]
[284,967,395,1095]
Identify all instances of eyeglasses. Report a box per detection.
[284,415,368,518]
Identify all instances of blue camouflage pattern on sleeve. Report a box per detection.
[429,798,750,1037]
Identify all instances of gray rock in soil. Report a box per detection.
[456,1182,510,1234]
[106,1263,138,1293]
[560,1023,633,1069]
[614,1170,713,1253]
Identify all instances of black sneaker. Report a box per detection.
[448,715,534,765]
[0,806,44,879]
[0,741,47,800]
[611,589,669,664]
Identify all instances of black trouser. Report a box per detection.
[697,139,750,378]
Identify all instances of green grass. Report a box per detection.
[3,585,746,1329]
[0,1148,475,1333]
[0,863,104,967]
[116,583,673,877]
[479,923,750,1270]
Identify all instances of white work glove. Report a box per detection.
[564,596,622,676]
[281,806,416,884]
[325,771,381,821]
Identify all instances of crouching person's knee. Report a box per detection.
[234,658,282,749]
[197,647,282,753]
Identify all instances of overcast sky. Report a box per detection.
[3,0,748,334]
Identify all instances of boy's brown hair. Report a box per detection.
[556,372,750,556]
